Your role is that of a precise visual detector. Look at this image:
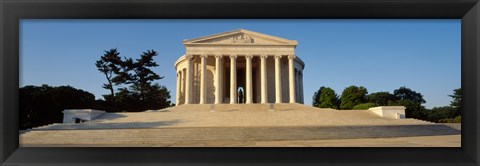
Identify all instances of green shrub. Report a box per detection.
[352,103,377,110]
[438,116,461,123]
[454,116,462,122]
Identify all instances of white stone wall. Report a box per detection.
[63,109,106,123]
[368,106,406,119]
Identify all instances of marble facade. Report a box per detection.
[174,29,305,105]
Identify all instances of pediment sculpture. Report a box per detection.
[232,34,254,43]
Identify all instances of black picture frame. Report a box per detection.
[1,0,479,165]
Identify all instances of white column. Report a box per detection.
[300,72,304,103]
[230,55,237,104]
[245,55,253,104]
[220,57,224,103]
[288,55,296,103]
[260,55,268,103]
[185,55,193,104]
[274,55,282,103]
[181,69,185,104]
[214,55,222,104]
[199,55,207,104]
[175,71,180,106]
[296,70,300,102]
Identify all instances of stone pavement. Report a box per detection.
[20,104,461,147]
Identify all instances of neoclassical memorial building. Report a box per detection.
[175,29,305,105]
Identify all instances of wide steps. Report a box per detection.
[20,103,440,147]
[155,103,326,112]
[26,104,434,131]
[20,124,460,146]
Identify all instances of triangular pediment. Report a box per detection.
[183,29,297,46]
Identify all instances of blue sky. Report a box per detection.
[20,19,460,109]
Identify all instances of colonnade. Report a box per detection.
[176,54,300,105]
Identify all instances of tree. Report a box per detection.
[418,88,461,122]
[449,88,461,115]
[425,106,457,122]
[20,85,97,130]
[143,83,172,110]
[339,85,368,110]
[115,50,163,101]
[96,49,172,112]
[390,86,426,119]
[367,91,396,106]
[95,48,122,98]
[393,86,425,104]
[312,87,322,107]
[19,85,52,130]
[390,99,426,119]
[312,86,339,109]
[112,88,142,112]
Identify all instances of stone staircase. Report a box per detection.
[20,124,459,147]
[154,103,332,112]
[20,103,452,147]
[20,123,60,134]
[30,104,434,130]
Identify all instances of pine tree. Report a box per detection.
[95,48,121,98]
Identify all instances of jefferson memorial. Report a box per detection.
[21,29,459,147]
[174,29,305,105]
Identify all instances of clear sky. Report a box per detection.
[20,19,460,109]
